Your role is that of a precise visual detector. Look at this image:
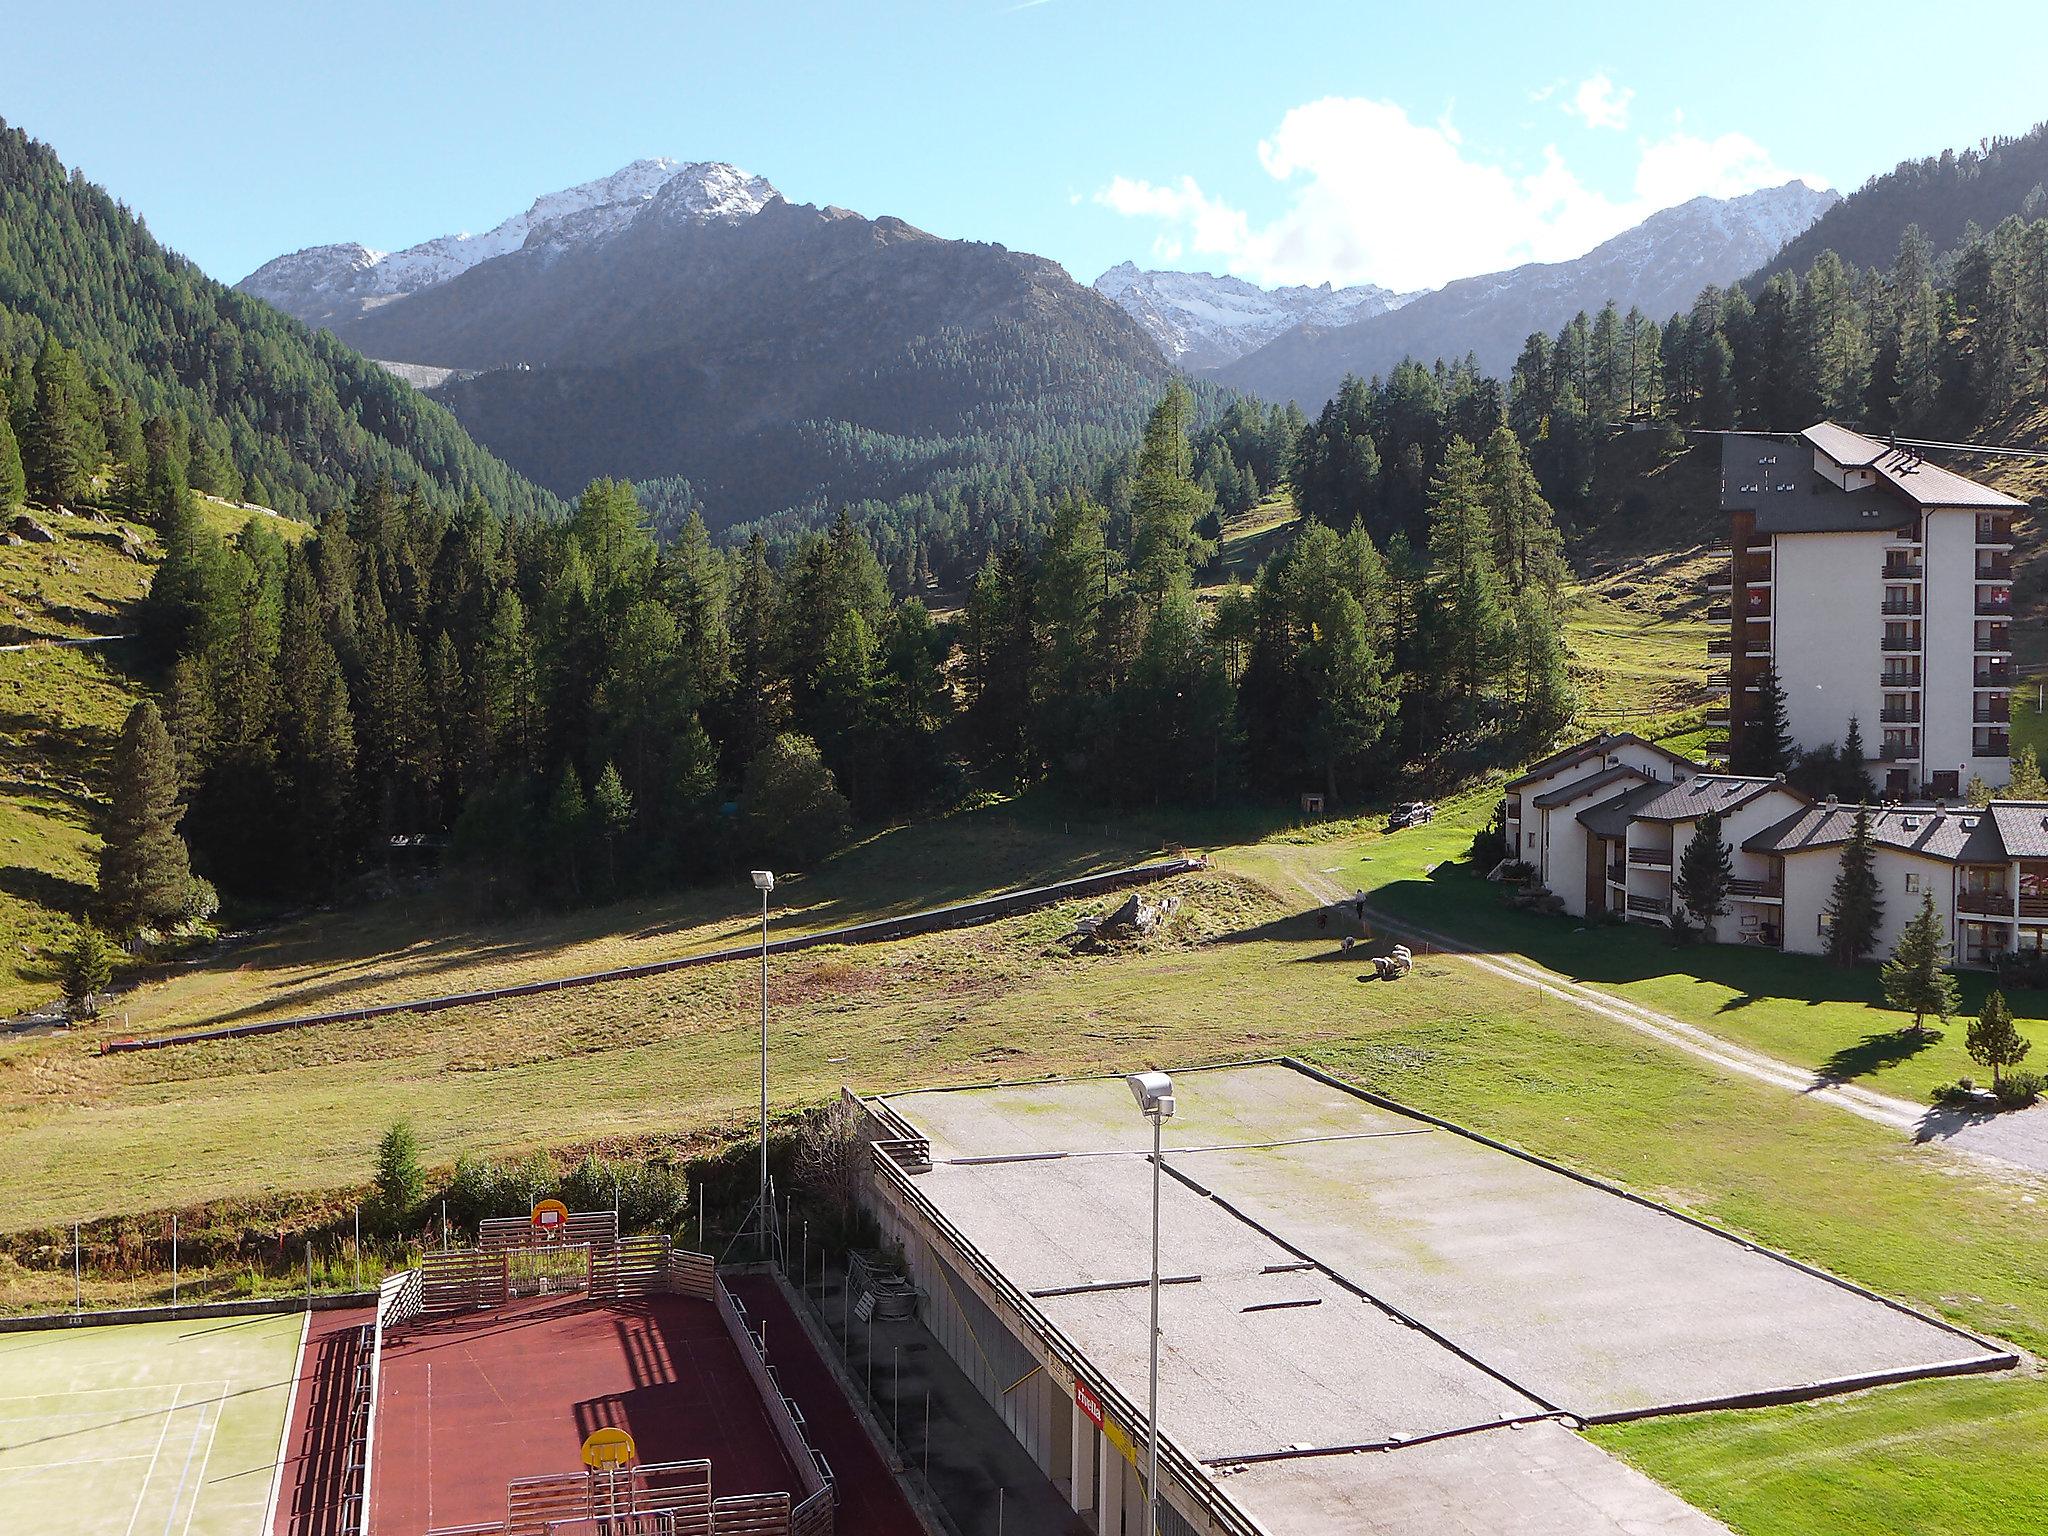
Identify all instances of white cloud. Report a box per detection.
[1564,72,1634,131]
[1094,96,1823,292]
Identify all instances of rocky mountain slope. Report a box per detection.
[1093,262,1413,371]
[242,162,1174,535]
[239,159,775,328]
[1218,180,1839,408]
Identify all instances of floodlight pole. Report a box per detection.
[1145,1104,1163,1536]
[752,871,775,1262]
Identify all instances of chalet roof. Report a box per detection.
[1504,733,1695,793]
[1617,774,1797,824]
[1801,423,2026,512]
[1530,762,1647,809]
[1988,803,2048,860]
[1742,802,1996,862]
[1577,780,1666,840]
[1721,432,1916,534]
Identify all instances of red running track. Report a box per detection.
[370,1295,798,1534]
[725,1275,924,1536]
[276,1307,376,1536]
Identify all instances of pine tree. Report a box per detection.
[1824,804,1884,965]
[23,338,92,506]
[1130,382,1214,602]
[97,701,196,932]
[1512,586,1575,739]
[1675,812,1734,941]
[1424,437,1511,727]
[1882,892,1960,1036]
[62,924,115,1019]
[1967,989,2030,1089]
[545,765,590,901]
[0,406,23,512]
[1733,666,1795,777]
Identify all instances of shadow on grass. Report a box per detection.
[1816,1029,1940,1085]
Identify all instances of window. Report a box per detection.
[1904,872,1922,894]
[1817,912,1834,935]
[1527,831,1536,848]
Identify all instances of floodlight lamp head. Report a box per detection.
[1126,1070,1175,1119]
[751,870,776,892]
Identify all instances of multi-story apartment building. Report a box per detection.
[1710,423,2023,798]
[1504,734,2048,967]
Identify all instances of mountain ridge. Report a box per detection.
[1093,262,1415,371]
[1217,180,1839,407]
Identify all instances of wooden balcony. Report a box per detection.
[1606,864,1626,885]
[1976,664,2013,687]
[1729,877,1783,900]
[1706,603,1732,623]
[1625,894,1670,918]
[1978,555,2014,580]
[1978,592,2013,617]
[2021,895,2048,921]
[1977,627,2012,655]
[1704,737,1731,756]
[1977,731,2012,756]
[1976,702,2011,724]
[1958,889,2015,917]
[1628,846,1673,868]
[1705,706,1731,725]
[1705,566,1732,593]
[1978,516,2014,544]
[1707,637,1732,656]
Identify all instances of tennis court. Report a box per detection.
[0,1311,305,1536]
[872,1060,2016,1535]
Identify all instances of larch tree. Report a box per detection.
[1130,381,1215,602]
[97,700,196,933]
[0,403,23,511]
[1424,436,1511,728]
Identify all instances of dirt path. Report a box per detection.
[1280,860,2048,1179]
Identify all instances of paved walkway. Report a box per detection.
[1286,863,2048,1178]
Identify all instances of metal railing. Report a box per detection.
[1879,707,1920,724]
[1977,596,2013,616]
[1881,635,1921,653]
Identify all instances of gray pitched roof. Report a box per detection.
[1742,803,1999,862]
[1504,733,1695,792]
[1577,780,1666,840]
[1531,762,1646,809]
[1620,775,1798,824]
[1988,803,2048,859]
[1721,432,1916,534]
[1801,423,2026,511]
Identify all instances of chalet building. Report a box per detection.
[1505,735,2048,967]
[1710,423,2023,798]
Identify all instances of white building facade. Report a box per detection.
[1505,735,2048,969]
[1710,423,2021,799]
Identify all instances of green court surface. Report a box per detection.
[0,1312,305,1536]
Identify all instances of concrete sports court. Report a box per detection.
[0,1312,305,1536]
[860,1059,2015,1535]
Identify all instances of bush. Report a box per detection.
[1994,950,2048,991]
[1994,1070,2044,1110]
[1469,803,1507,868]
[741,733,851,868]
[1931,1080,1978,1107]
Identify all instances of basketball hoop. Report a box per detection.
[531,1199,569,1241]
[581,1426,636,1471]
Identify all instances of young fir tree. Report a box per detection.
[97,700,196,933]
[1840,716,1874,801]
[1674,811,1734,941]
[1966,989,2030,1090]
[1823,804,1884,965]
[62,923,115,1019]
[545,764,590,901]
[1732,666,1795,777]
[1881,892,1960,1037]
[1129,381,1215,602]
[375,1120,427,1229]
[23,338,92,506]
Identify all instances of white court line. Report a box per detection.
[0,1450,158,1473]
[123,1383,182,1536]
[177,1400,221,1536]
[157,1396,214,1536]
[260,1311,311,1536]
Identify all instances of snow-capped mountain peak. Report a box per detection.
[1094,263,1417,372]
[238,159,779,324]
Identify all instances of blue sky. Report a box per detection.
[6,0,2046,293]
